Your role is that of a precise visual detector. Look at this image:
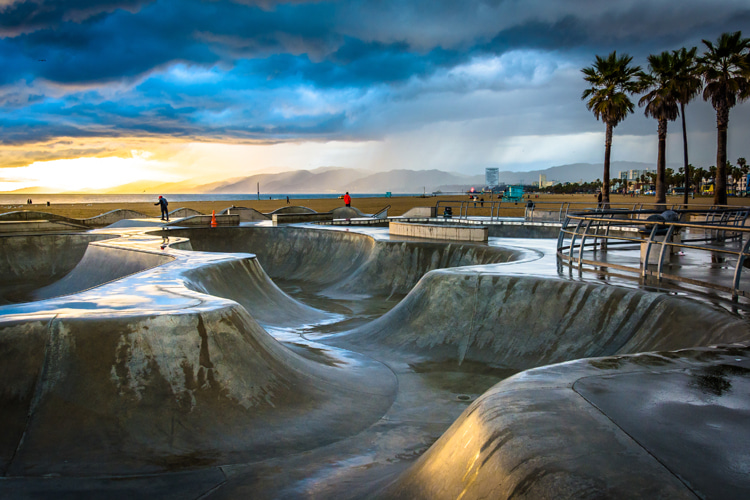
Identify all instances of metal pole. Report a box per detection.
[656,224,675,280]
[732,237,750,298]
[642,223,659,278]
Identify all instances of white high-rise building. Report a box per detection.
[485,168,499,187]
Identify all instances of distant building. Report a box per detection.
[617,168,655,182]
[618,168,656,192]
[485,168,499,187]
[538,174,556,188]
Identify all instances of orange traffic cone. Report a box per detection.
[211,210,217,227]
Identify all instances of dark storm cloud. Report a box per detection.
[0,0,749,150]
[0,0,151,36]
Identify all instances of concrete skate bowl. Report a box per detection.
[0,233,124,303]
[325,271,750,499]
[0,304,396,478]
[166,226,524,300]
[337,272,749,369]
[0,234,397,479]
[1,222,749,498]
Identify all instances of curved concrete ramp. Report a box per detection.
[0,233,116,303]
[80,209,149,227]
[331,206,365,218]
[0,210,77,223]
[169,227,524,296]
[0,304,396,476]
[169,207,203,218]
[379,344,750,499]
[1,209,150,228]
[339,273,749,367]
[267,206,317,215]
[32,243,174,300]
[182,256,333,328]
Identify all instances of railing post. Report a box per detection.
[732,237,750,299]
[577,219,593,273]
[656,224,675,280]
[642,223,659,278]
[568,218,583,265]
[557,216,570,250]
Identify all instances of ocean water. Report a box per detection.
[0,193,413,205]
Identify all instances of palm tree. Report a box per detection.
[730,163,741,195]
[639,51,680,205]
[582,52,641,204]
[666,167,675,192]
[738,157,749,196]
[692,165,705,194]
[700,31,750,205]
[672,47,703,205]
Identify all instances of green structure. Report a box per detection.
[502,185,524,202]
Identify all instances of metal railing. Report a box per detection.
[434,199,527,220]
[557,207,750,300]
[433,199,747,223]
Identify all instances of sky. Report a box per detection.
[1,0,749,192]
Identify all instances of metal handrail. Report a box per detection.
[433,199,748,223]
[557,209,750,300]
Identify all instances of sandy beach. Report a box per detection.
[0,193,744,220]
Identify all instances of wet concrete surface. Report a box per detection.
[0,221,749,498]
[574,355,750,499]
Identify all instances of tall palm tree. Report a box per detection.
[692,165,705,194]
[672,47,703,205]
[582,51,641,204]
[730,163,741,195]
[700,31,750,205]
[738,157,749,196]
[639,51,680,205]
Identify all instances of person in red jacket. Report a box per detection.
[344,191,351,207]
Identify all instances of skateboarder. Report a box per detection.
[155,196,169,221]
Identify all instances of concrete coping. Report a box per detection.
[272,212,334,225]
[389,220,488,242]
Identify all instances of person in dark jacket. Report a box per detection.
[155,195,169,221]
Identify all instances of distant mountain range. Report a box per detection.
[197,162,668,194]
[7,161,671,195]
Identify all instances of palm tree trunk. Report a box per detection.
[656,118,667,206]
[715,105,729,205]
[603,122,612,204]
[681,102,689,206]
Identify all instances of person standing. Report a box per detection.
[155,195,169,221]
[344,191,351,207]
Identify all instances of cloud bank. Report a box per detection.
[0,0,749,182]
